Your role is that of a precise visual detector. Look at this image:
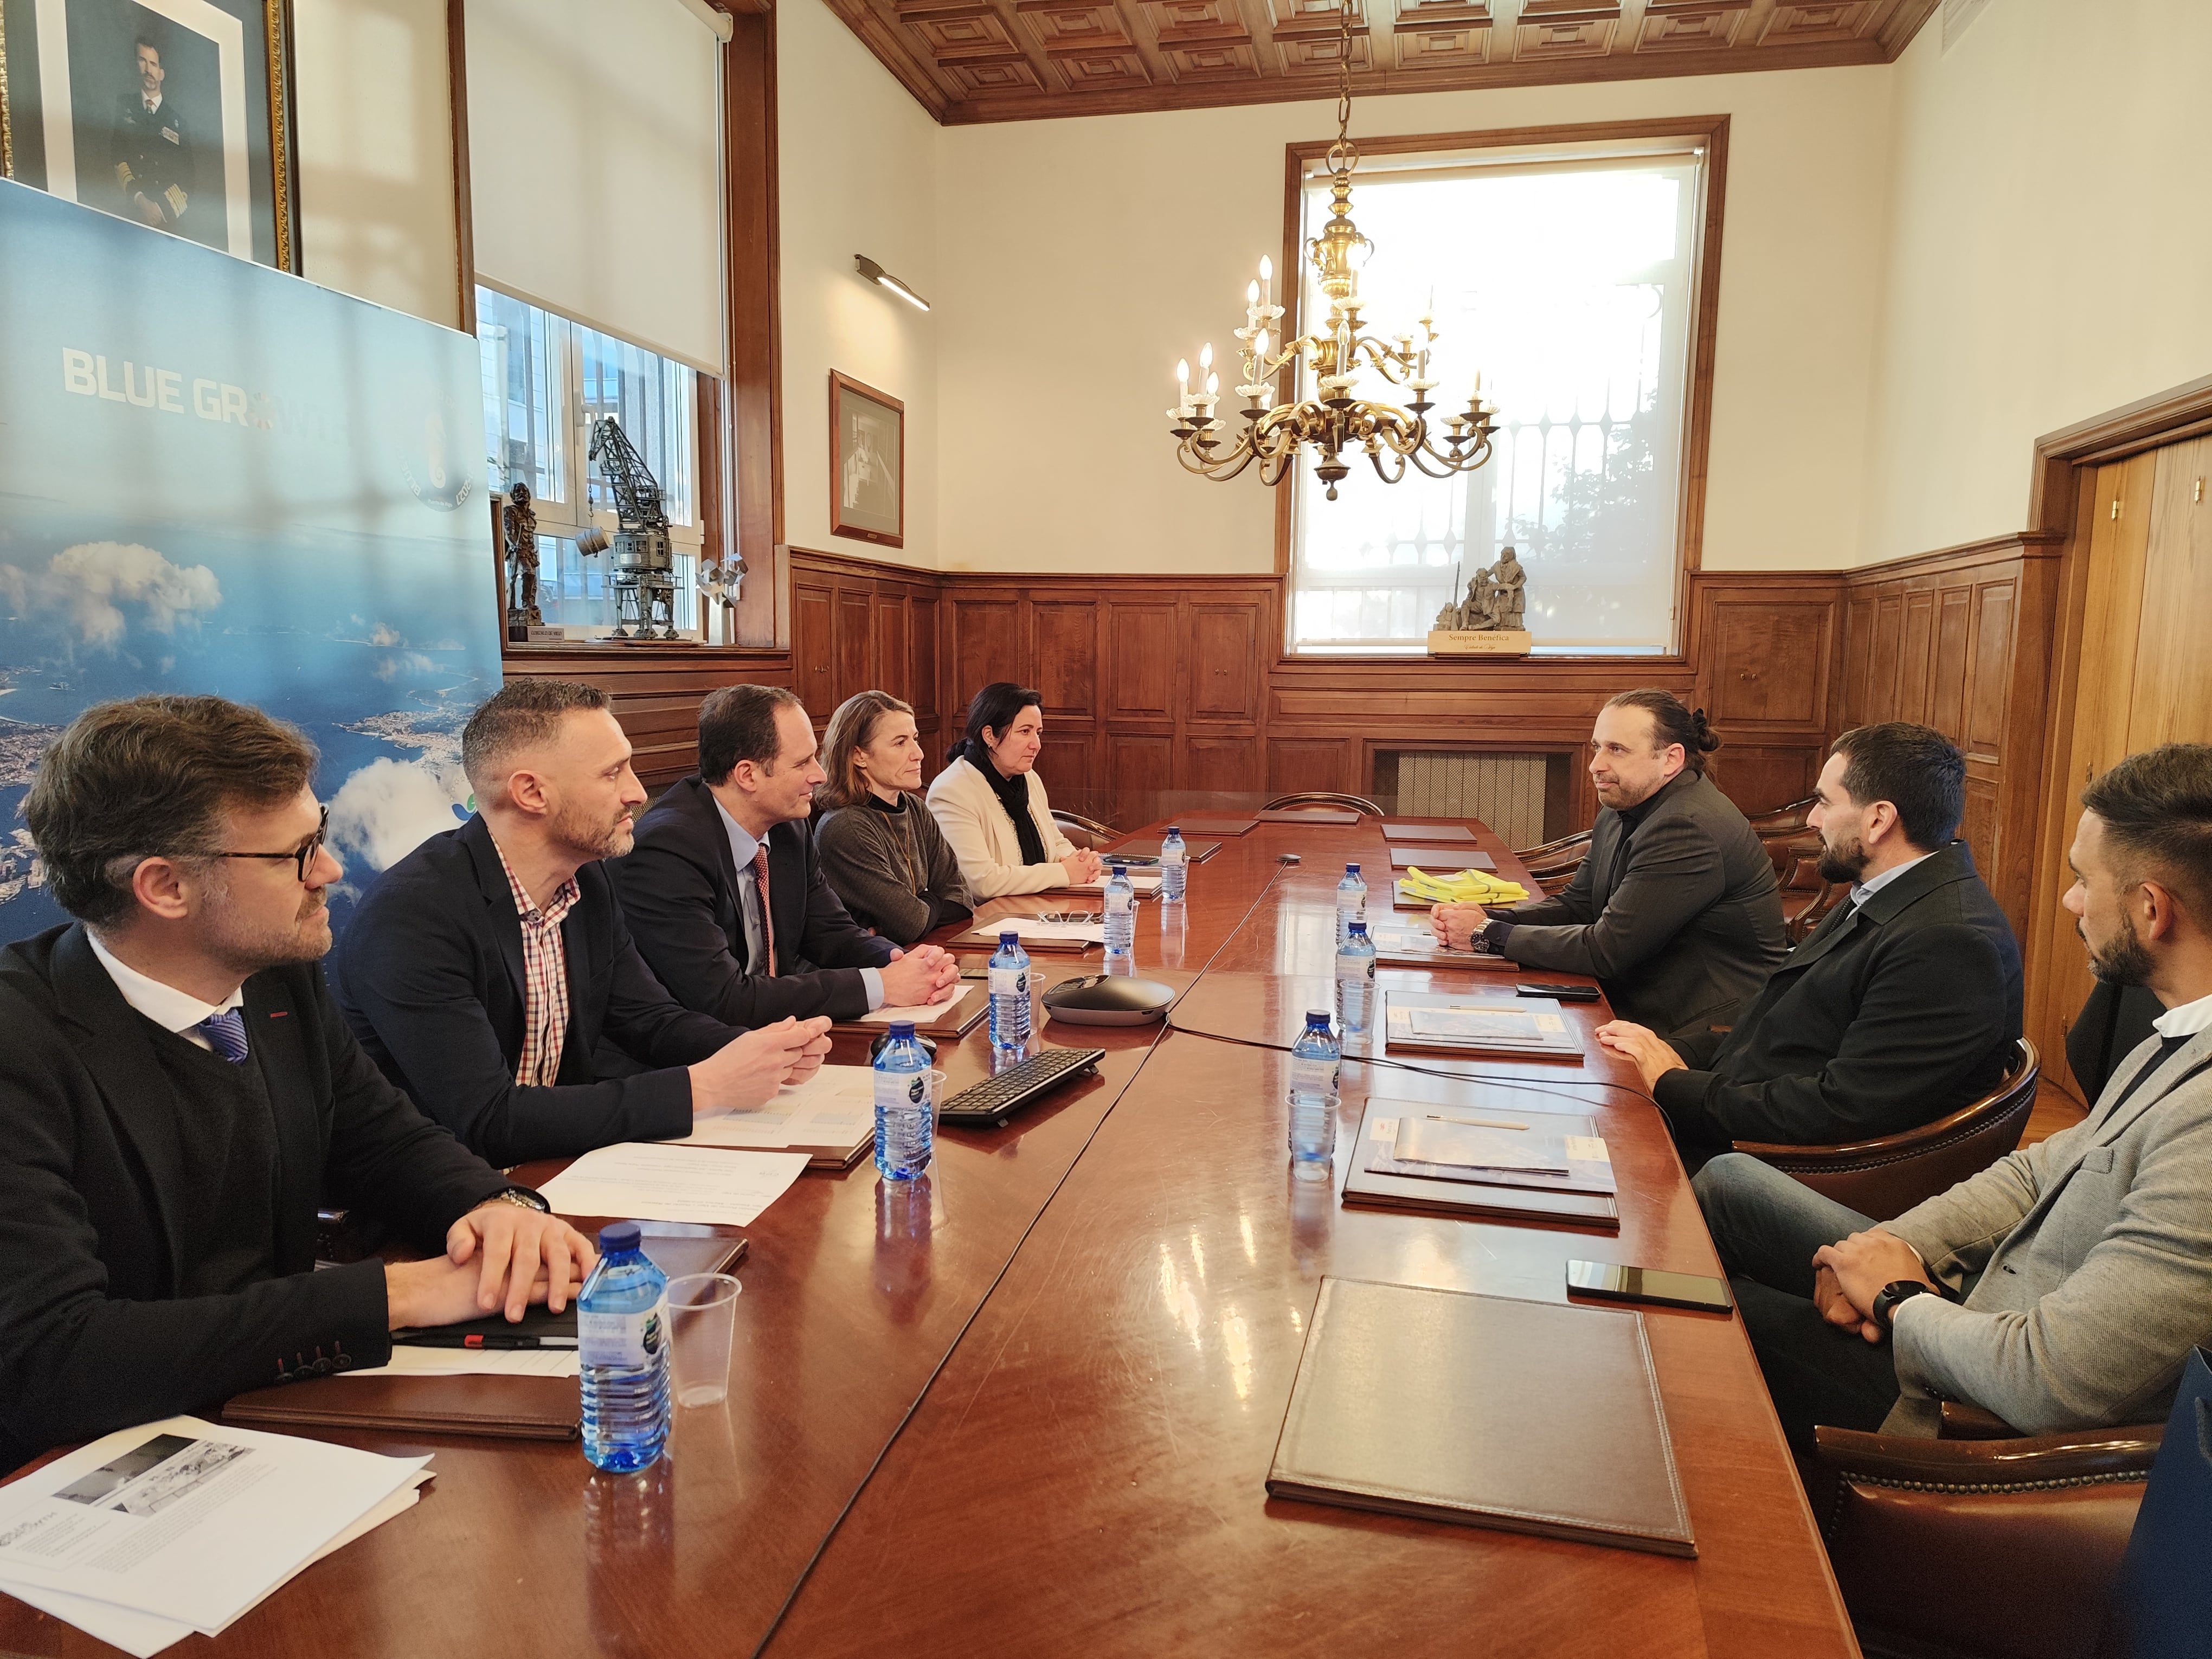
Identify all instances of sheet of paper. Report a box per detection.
[1062,872,1163,894]
[960,918,1107,946]
[855,983,975,1026]
[1408,1006,1566,1039]
[536,1143,810,1227]
[1392,1117,1569,1175]
[339,1346,581,1379]
[1369,924,1444,954]
[674,1064,874,1149]
[0,1416,428,1636]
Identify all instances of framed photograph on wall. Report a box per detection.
[829,370,904,549]
[0,0,299,271]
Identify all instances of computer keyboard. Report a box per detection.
[937,1046,1107,1128]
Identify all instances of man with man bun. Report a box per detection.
[1433,689,1788,1039]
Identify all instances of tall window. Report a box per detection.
[1288,133,1713,655]
[476,286,704,638]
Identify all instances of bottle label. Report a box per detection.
[989,966,1027,998]
[1106,889,1132,912]
[1290,1056,1337,1097]
[578,1292,667,1369]
[876,1068,930,1110]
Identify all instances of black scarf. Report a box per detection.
[970,749,1048,865]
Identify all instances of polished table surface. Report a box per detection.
[0,811,1857,1658]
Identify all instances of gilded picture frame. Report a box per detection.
[0,0,299,272]
[829,370,904,549]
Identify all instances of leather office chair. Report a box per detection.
[1815,1407,2160,1659]
[1732,1039,2039,1221]
[1261,792,1383,816]
[1512,828,1591,896]
[1051,809,1119,850]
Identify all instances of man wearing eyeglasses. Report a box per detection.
[0,695,597,1474]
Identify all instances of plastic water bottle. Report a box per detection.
[1159,826,1188,904]
[578,1220,670,1472]
[873,1019,933,1180]
[1103,864,1136,971]
[1335,863,1368,947]
[988,929,1032,1054]
[1335,920,1377,1034]
[1288,1011,1341,1181]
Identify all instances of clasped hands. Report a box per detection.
[385,1199,596,1332]
[1429,900,1489,951]
[880,942,961,1008]
[1812,1230,1936,1344]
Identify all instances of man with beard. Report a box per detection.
[1429,690,1788,1039]
[1690,744,2212,1448]
[1594,721,2021,1154]
[333,680,831,1166]
[0,697,597,1471]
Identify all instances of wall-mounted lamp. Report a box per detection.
[854,254,930,313]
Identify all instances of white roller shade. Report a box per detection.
[466,0,725,375]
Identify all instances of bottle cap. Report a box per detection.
[1112,864,1127,876]
[1348,921,1368,936]
[1306,1009,1332,1026]
[1166,825,1181,835]
[999,929,1021,945]
[598,1219,642,1253]
[888,1020,917,1039]
[1345,862,1360,874]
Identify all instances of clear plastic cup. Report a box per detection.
[665,1273,741,1409]
[924,1069,949,1135]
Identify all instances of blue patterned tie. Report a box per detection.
[197,1008,250,1064]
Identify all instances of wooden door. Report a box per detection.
[2033,436,2212,1098]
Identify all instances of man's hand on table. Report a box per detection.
[882,943,961,1006]
[384,1202,597,1329]
[1812,1230,1934,1345]
[692,1016,835,1113]
[1429,901,1491,950]
[1593,1020,1687,1091]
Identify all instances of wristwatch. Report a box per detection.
[1870,1279,1934,1331]
[486,1187,549,1214]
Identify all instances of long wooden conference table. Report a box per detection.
[0,805,1859,1659]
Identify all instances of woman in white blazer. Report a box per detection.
[926,682,1107,899]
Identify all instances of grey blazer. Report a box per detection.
[1494,769,1788,1039]
[1884,1026,2212,1436]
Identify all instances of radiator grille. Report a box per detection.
[1392,752,1549,849]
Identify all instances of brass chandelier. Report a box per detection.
[1166,0,1500,499]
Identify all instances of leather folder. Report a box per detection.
[1386,845,1496,871]
[1109,837,1223,863]
[1267,1278,1694,1557]
[1341,1096,1619,1227]
[223,1373,581,1441]
[1381,822,1477,842]
[1255,808,1360,825]
[1172,817,1257,837]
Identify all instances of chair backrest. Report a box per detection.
[1734,1038,2039,1221]
[1051,809,1118,850]
[1261,792,1382,816]
[2098,1347,2212,1659]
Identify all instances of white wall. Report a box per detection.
[293,0,461,327]
[928,68,1895,574]
[1855,0,2212,563]
[777,0,941,567]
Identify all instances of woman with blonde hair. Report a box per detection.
[812,690,973,946]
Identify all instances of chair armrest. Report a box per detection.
[1815,1423,2163,1488]
[1941,1400,2025,1439]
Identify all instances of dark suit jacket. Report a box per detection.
[0,924,513,1472]
[613,776,897,1026]
[332,814,731,1166]
[1495,770,1789,1039]
[1654,840,2023,1150]
[2065,978,2164,1103]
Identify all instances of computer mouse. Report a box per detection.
[1041,975,1176,1026]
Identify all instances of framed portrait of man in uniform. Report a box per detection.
[0,0,299,271]
[829,370,905,549]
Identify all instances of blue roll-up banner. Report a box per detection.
[0,177,504,940]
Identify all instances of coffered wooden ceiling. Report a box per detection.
[825,0,1938,124]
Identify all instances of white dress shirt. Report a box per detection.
[86,931,241,1053]
[712,796,883,1010]
[2152,989,2212,1040]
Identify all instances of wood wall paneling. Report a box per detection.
[499,646,793,788]
[1107,605,1178,720]
[1030,600,1101,719]
[1267,736,1355,795]
[1185,734,1262,793]
[793,580,837,712]
[835,589,874,706]
[1188,603,1260,722]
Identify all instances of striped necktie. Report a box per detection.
[753,844,777,976]
[197,1007,250,1064]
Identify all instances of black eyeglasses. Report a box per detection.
[210,805,329,882]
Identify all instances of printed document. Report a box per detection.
[0,1416,428,1647]
[676,1064,875,1149]
[537,1143,810,1227]
[856,983,974,1025]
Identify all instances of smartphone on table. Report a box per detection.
[1566,1259,1733,1314]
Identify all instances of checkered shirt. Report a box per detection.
[491,835,581,1088]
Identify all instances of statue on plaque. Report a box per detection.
[503,483,542,642]
[1433,545,1527,632]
